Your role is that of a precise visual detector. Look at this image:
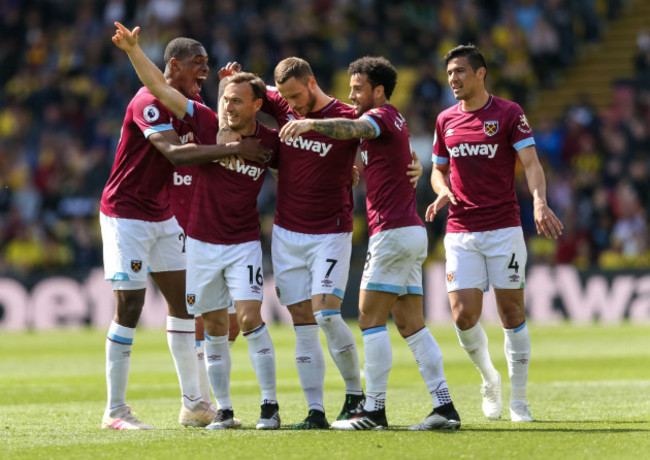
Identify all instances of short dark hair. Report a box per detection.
[347,56,397,100]
[163,37,204,66]
[274,57,314,85]
[227,72,266,101]
[444,44,487,77]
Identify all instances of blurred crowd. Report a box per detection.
[0,0,647,280]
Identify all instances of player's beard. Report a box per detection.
[302,89,317,116]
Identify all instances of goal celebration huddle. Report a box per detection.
[99,22,562,432]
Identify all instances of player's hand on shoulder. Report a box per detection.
[407,150,422,188]
[278,120,313,143]
[112,22,139,51]
[425,187,457,222]
[533,199,563,239]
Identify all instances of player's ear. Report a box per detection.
[254,98,263,111]
[478,67,486,80]
[374,85,384,100]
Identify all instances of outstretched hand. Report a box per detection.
[112,22,139,51]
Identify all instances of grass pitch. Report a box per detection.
[1,322,649,459]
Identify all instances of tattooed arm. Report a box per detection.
[278,117,377,142]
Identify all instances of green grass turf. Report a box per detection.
[1,322,649,459]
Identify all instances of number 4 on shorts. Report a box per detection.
[508,253,519,273]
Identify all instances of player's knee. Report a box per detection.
[288,301,315,324]
[394,318,424,338]
[453,312,480,331]
[114,291,145,326]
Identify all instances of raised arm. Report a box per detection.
[216,62,242,145]
[279,117,377,142]
[517,145,563,239]
[112,22,188,118]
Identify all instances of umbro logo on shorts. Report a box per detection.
[131,260,142,273]
[186,294,196,305]
[321,279,333,288]
[251,286,261,294]
[296,356,311,363]
[509,274,520,283]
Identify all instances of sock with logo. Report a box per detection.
[404,326,450,408]
[243,323,277,404]
[167,316,202,409]
[204,333,232,410]
[314,310,363,395]
[105,321,135,411]
[504,321,531,403]
[362,327,391,413]
[294,324,326,412]
[456,322,500,384]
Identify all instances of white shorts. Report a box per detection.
[100,212,185,290]
[271,225,352,306]
[361,226,427,296]
[185,237,263,315]
[444,226,527,292]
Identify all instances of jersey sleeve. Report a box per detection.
[184,99,219,144]
[262,86,291,127]
[132,93,174,138]
[509,103,536,151]
[360,107,385,139]
[432,117,449,165]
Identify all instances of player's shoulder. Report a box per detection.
[491,95,524,113]
[324,97,356,118]
[131,87,171,121]
[257,120,279,137]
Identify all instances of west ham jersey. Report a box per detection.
[432,95,535,232]
[101,88,213,222]
[187,121,279,245]
[360,104,424,236]
[170,165,198,231]
[169,96,214,232]
[263,88,358,234]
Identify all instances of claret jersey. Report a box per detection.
[432,95,535,233]
[187,121,279,245]
[101,88,214,222]
[360,104,423,236]
[263,88,358,234]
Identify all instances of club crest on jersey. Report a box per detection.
[131,260,142,273]
[483,121,498,136]
[186,294,196,306]
[143,105,160,123]
[517,114,532,133]
[446,272,455,283]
